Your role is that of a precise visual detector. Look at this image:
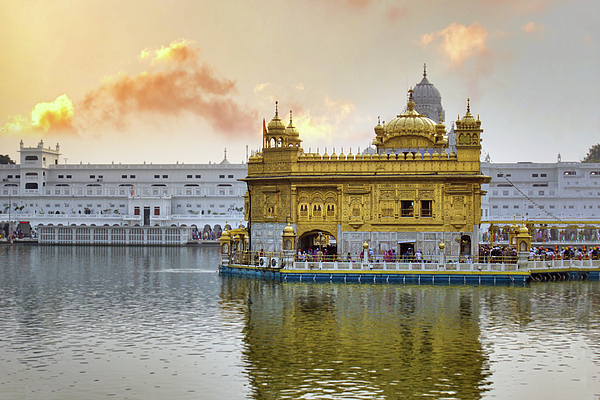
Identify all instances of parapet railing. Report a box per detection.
[527,258,600,270]
[228,252,600,272]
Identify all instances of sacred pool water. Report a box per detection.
[0,245,599,399]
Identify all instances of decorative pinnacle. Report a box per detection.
[289,110,293,123]
[467,98,471,113]
[423,63,427,77]
[407,88,415,110]
[275,101,279,117]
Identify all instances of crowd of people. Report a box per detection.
[293,244,600,264]
[293,247,425,263]
[479,245,517,263]
[191,229,221,241]
[528,245,600,260]
[479,244,600,263]
[1,224,36,242]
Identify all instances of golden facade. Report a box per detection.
[244,88,490,258]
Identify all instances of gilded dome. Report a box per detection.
[221,227,231,239]
[384,89,437,137]
[283,222,295,235]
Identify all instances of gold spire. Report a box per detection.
[285,109,300,138]
[407,88,415,111]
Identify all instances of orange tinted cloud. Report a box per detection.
[3,94,76,135]
[291,96,356,143]
[521,21,545,34]
[82,40,257,135]
[3,40,257,138]
[418,22,488,67]
[386,5,409,23]
[140,39,198,66]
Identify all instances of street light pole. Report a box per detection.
[8,192,11,236]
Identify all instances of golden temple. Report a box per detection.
[243,75,490,260]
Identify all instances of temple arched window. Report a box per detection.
[326,204,335,217]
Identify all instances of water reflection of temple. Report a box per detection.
[220,277,491,398]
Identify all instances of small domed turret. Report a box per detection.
[518,224,529,235]
[221,227,231,239]
[267,101,286,133]
[374,116,384,136]
[283,222,295,235]
[456,99,479,128]
[285,110,299,137]
[434,114,447,144]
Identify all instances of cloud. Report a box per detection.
[418,22,488,67]
[291,96,357,144]
[3,94,76,135]
[140,39,198,66]
[254,83,270,94]
[386,5,409,23]
[254,81,361,150]
[521,21,545,34]
[3,40,257,138]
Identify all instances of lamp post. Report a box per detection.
[438,240,445,265]
[8,192,11,239]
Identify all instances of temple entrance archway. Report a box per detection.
[298,229,337,255]
[460,235,472,257]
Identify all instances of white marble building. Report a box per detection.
[481,157,600,222]
[0,140,247,236]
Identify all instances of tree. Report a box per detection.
[0,154,15,164]
[582,144,600,163]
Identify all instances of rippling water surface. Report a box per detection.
[1,245,599,399]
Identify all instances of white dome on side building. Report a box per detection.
[412,64,445,123]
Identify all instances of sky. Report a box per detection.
[1,0,598,165]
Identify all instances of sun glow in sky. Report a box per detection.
[1,0,598,164]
